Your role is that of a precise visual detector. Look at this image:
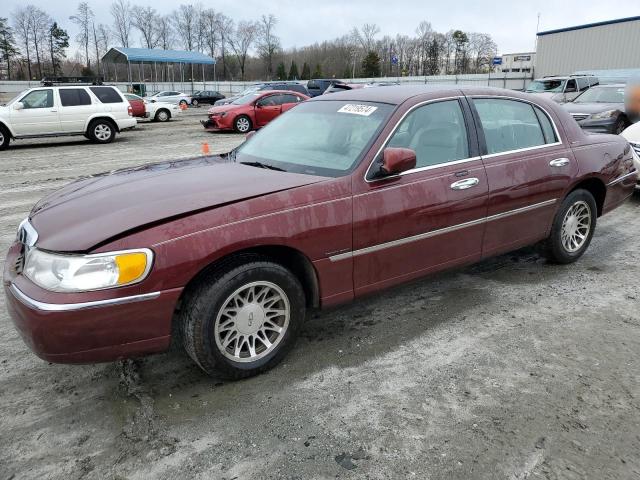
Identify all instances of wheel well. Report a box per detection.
[88,117,119,133]
[156,108,171,118]
[177,245,320,311]
[570,177,606,216]
[0,121,12,138]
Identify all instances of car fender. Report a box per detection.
[83,113,121,132]
[0,118,17,137]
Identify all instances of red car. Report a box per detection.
[201,89,309,133]
[4,86,636,379]
[124,93,146,118]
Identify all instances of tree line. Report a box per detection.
[0,2,498,82]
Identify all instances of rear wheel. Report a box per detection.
[234,115,252,133]
[544,189,597,264]
[179,256,305,379]
[191,99,199,107]
[154,109,170,122]
[88,119,116,144]
[0,125,10,150]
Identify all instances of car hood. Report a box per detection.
[29,157,328,252]
[207,103,243,114]
[562,102,623,114]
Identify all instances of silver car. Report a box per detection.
[144,91,192,106]
[525,75,599,103]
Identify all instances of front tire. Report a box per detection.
[0,125,10,150]
[88,119,116,144]
[544,189,597,264]
[234,115,252,133]
[179,256,305,379]
[154,109,170,122]
[191,99,199,107]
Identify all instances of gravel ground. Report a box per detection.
[1,110,639,480]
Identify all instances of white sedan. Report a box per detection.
[620,122,640,187]
[144,100,182,122]
[144,91,192,106]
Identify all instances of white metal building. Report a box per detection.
[536,16,640,78]
[497,53,536,75]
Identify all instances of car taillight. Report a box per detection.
[127,105,133,116]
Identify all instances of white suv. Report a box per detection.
[0,85,137,149]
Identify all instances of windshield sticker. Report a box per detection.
[338,104,378,116]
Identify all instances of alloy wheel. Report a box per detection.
[94,124,112,141]
[192,99,199,107]
[561,201,591,253]
[214,281,290,363]
[236,117,250,133]
[158,111,169,121]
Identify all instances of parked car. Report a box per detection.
[215,82,310,106]
[562,84,629,134]
[191,90,225,107]
[323,83,365,94]
[202,90,309,133]
[307,79,345,97]
[144,91,192,106]
[124,93,146,118]
[620,122,640,187]
[0,84,136,149]
[4,86,636,379]
[144,100,182,122]
[525,75,599,103]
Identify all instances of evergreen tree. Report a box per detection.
[276,61,286,80]
[301,62,310,80]
[313,63,323,78]
[48,22,69,77]
[0,17,19,80]
[288,60,299,80]
[361,51,381,77]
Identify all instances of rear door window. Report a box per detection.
[473,98,546,154]
[60,88,92,106]
[90,86,123,104]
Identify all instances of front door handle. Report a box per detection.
[451,178,479,190]
[550,157,570,167]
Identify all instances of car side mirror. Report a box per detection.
[380,147,416,176]
[13,102,24,110]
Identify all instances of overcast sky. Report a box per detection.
[4,0,639,55]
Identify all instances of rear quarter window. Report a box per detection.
[90,86,124,104]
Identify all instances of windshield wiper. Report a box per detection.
[240,161,287,172]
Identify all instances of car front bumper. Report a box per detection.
[201,115,234,131]
[3,243,181,364]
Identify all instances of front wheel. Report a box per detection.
[234,115,252,133]
[191,99,199,107]
[0,125,10,150]
[88,120,116,144]
[544,189,597,264]
[179,257,305,379]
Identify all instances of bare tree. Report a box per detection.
[156,15,173,50]
[110,0,132,48]
[13,8,32,79]
[468,32,497,72]
[257,14,280,79]
[132,6,157,49]
[173,4,198,51]
[216,14,234,80]
[228,20,258,80]
[200,9,219,59]
[26,7,51,78]
[69,3,93,69]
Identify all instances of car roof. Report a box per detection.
[308,84,556,106]
[257,89,308,96]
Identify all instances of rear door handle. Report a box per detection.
[550,157,570,167]
[451,178,479,190]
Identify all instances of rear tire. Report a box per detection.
[0,125,10,150]
[87,119,116,144]
[154,109,170,122]
[234,115,252,133]
[179,255,305,379]
[191,99,199,107]
[544,189,597,264]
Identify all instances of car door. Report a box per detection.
[58,88,94,132]
[469,96,577,258]
[280,94,303,114]
[10,88,60,135]
[351,98,489,295]
[254,94,283,126]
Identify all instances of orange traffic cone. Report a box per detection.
[180,103,188,111]
[201,143,210,155]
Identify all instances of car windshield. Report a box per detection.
[232,93,262,105]
[237,86,260,97]
[3,91,26,106]
[235,100,394,177]
[573,86,625,103]
[526,80,565,93]
[148,91,160,96]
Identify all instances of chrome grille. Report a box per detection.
[570,113,589,122]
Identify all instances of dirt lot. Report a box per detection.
[1,109,639,480]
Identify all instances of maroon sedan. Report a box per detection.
[201,90,309,133]
[3,86,636,379]
[124,93,146,118]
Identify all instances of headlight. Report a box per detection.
[23,248,153,292]
[591,110,617,119]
